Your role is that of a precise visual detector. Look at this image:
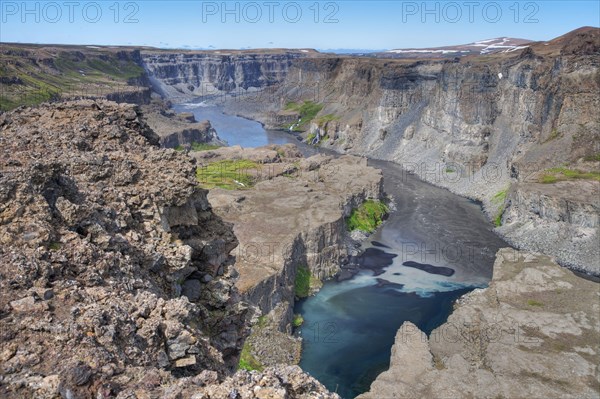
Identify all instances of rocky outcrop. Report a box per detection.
[141,102,226,148]
[192,366,339,399]
[357,248,600,399]
[0,100,337,398]
[498,180,600,273]
[193,145,384,364]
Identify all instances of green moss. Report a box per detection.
[583,153,600,162]
[48,242,61,251]
[492,188,508,205]
[238,341,264,372]
[527,299,544,307]
[283,100,324,131]
[257,315,268,328]
[494,212,503,227]
[346,200,389,233]
[491,188,509,227]
[314,113,338,127]
[196,159,260,190]
[540,174,558,184]
[294,266,311,298]
[539,167,600,183]
[174,145,185,152]
[190,142,222,152]
[292,314,304,328]
[294,266,322,298]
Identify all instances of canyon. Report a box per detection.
[142,26,600,276]
[0,26,598,399]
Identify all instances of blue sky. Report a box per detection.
[1,1,598,50]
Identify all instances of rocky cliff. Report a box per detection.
[357,248,600,399]
[142,27,600,275]
[0,100,338,399]
[141,102,226,149]
[142,50,317,102]
[192,145,384,367]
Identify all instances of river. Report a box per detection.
[174,100,508,399]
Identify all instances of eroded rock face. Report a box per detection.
[358,248,600,399]
[141,102,226,149]
[142,50,315,101]
[499,180,600,273]
[0,100,334,398]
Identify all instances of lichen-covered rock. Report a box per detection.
[192,366,340,399]
[0,100,258,398]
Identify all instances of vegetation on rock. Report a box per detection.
[197,159,260,189]
[346,200,389,233]
[539,167,600,184]
[238,341,264,372]
[284,100,323,131]
[292,314,304,328]
[492,188,509,227]
[0,46,145,111]
[294,266,321,298]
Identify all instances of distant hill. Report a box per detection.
[374,37,532,59]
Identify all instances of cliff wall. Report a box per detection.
[141,28,600,274]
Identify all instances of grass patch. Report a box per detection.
[583,153,600,162]
[190,142,222,152]
[197,159,260,190]
[491,187,509,227]
[174,145,184,152]
[314,113,338,127]
[527,299,544,307]
[306,132,329,146]
[492,188,508,205]
[257,315,268,328]
[494,212,503,227]
[540,174,558,184]
[294,266,321,298]
[0,46,145,111]
[283,100,323,131]
[292,314,304,328]
[238,341,264,372]
[346,200,389,233]
[539,167,600,184]
[47,242,61,251]
[294,266,311,298]
[543,129,561,143]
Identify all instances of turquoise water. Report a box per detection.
[296,280,472,398]
[296,159,507,398]
[173,101,507,399]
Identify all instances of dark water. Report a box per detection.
[174,101,508,399]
